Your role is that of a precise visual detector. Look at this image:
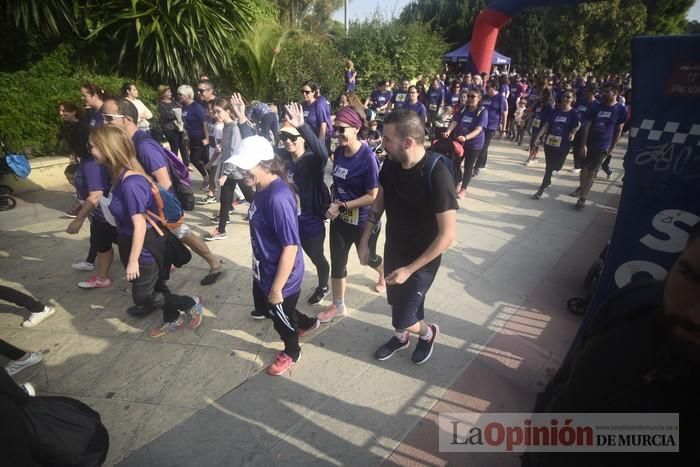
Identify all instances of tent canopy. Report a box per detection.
[443,42,511,65]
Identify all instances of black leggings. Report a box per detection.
[188,141,209,179]
[300,231,330,289]
[475,129,494,169]
[0,285,44,313]
[0,339,25,360]
[218,178,255,232]
[164,129,189,164]
[538,147,569,191]
[130,262,195,323]
[253,283,316,360]
[454,147,481,189]
[329,220,381,279]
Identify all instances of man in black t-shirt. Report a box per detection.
[359,110,458,365]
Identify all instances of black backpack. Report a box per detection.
[421,151,455,194]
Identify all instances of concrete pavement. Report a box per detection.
[0,137,622,466]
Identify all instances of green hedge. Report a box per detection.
[0,46,158,156]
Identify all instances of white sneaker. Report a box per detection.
[571,168,582,174]
[22,306,55,328]
[72,261,95,271]
[6,352,43,376]
[20,382,36,397]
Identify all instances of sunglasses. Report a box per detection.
[301,89,313,94]
[103,113,125,123]
[333,126,350,134]
[279,133,299,142]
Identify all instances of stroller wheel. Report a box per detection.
[0,195,17,211]
[0,185,13,196]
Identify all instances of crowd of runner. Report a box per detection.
[3,66,631,379]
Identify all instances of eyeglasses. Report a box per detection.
[103,113,125,123]
[333,126,350,134]
[279,133,299,142]
[467,95,479,99]
[301,89,313,94]
[563,95,574,100]
[197,88,209,94]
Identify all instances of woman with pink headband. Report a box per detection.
[317,105,385,323]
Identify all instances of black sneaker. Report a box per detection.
[307,286,330,305]
[603,167,613,179]
[411,324,439,365]
[251,309,268,320]
[375,336,410,361]
[200,268,223,285]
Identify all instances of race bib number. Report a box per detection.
[333,166,349,179]
[532,118,541,129]
[303,110,310,118]
[546,135,562,147]
[395,94,406,103]
[339,207,359,226]
[429,104,438,111]
[252,254,261,281]
[461,116,473,124]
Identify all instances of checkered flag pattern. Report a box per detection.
[630,119,700,146]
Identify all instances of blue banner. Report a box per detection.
[589,35,700,313]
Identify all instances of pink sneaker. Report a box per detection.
[317,304,343,323]
[298,319,320,337]
[77,276,111,289]
[267,352,295,376]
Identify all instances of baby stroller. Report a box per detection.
[0,133,31,211]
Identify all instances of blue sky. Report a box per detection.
[332,0,700,22]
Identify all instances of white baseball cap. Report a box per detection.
[231,135,274,170]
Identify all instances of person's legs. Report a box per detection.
[85,244,97,264]
[267,291,318,375]
[178,132,189,165]
[318,221,353,322]
[217,178,235,233]
[461,148,480,191]
[475,129,493,170]
[453,154,464,190]
[189,141,208,179]
[300,232,330,290]
[182,230,219,270]
[536,147,556,195]
[251,281,270,319]
[0,338,28,360]
[0,286,44,313]
[578,148,607,207]
[164,130,180,158]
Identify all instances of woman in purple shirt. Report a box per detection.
[230,135,319,376]
[301,80,332,148]
[446,89,488,199]
[344,60,356,93]
[89,126,202,338]
[317,106,385,324]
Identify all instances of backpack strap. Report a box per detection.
[422,151,442,194]
[121,169,165,237]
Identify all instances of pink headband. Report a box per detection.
[335,107,363,130]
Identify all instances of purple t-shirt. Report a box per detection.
[345,70,355,92]
[404,101,427,121]
[391,90,409,109]
[426,88,444,111]
[132,130,168,176]
[454,107,488,150]
[74,156,110,221]
[89,108,104,129]
[182,101,207,140]
[584,102,627,151]
[481,93,507,130]
[109,173,157,264]
[574,98,597,120]
[303,99,332,141]
[332,142,379,227]
[248,178,304,298]
[531,102,554,134]
[370,90,392,110]
[544,109,580,152]
[445,92,460,107]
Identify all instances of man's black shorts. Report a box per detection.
[583,147,608,170]
[387,257,440,330]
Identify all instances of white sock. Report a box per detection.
[395,330,408,342]
[333,300,345,313]
[420,326,433,341]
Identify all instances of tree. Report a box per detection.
[399,0,488,46]
[687,20,700,34]
[4,0,258,83]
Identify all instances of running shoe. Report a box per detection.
[78,276,111,289]
[298,319,320,337]
[411,324,440,365]
[200,267,224,286]
[22,306,55,328]
[186,296,203,329]
[204,229,228,241]
[307,286,330,305]
[148,315,185,338]
[603,167,613,179]
[571,168,582,174]
[251,309,268,320]
[317,304,344,323]
[267,351,296,376]
[21,382,36,397]
[568,187,581,197]
[375,336,410,361]
[532,190,543,200]
[199,195,217,205]
[72,261,95,271]
[5,352,43,376]
[472,168,480,177]
[575,198,586,210]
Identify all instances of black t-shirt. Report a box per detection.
[380,154,458,268]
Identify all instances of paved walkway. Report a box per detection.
[0,138,622,466]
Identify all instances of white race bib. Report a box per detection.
[339,207,359,226]
[333,166,349,179]
[395,94,406,103]
[532,118,541,129]
[546,135,562,147]
[429,104,438,111]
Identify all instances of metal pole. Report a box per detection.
[345,0,349,36]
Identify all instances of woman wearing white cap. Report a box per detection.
[231,135,320,376]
